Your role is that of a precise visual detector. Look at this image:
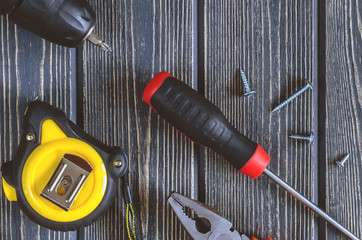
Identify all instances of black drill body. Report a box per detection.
[0,0,96,48]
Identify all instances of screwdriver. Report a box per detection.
[143,71,360,240]
[0,0,111,51]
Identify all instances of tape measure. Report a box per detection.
[1,101,128,231]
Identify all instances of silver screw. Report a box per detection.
[272,80,313,112]
[26,133,35,142]
[113,159,123,168]
[61,179,70,186]
[289,132,314,143]
[240,69,256,97]
[336,154,350,167]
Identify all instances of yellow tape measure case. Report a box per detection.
[1,101,128,231]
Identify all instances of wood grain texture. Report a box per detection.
[0,16,77,240]
[321,0,362,239]
[200,1,316,239]
[1,0,361,239]
[80,0,196,239]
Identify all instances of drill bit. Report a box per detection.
[86,32,112,52]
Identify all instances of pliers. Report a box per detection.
[168,192,272,240]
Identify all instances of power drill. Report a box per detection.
[0,0,111,51]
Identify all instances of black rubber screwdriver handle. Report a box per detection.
[143,72,270,178]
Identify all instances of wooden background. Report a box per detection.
[0,0,361,239]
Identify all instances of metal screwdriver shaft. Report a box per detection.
[263,169,359,240]
[272,80,313,112]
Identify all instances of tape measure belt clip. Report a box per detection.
[40,154,93,211]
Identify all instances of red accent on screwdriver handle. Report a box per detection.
[251,237,272,240]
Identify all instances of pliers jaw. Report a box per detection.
[168,192,242,240]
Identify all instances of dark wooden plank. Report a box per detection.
[319,0,362,239]
[200,1,316,239]
[0,16,77,239]
[81,0,196,239]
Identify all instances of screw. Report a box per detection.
[240,69,256,97]
[289,132,314,143]
[272,79,313,112]
[26,133,36,142]
[61,179,70,186]
[336,154,350,167]
[113,159,123,168]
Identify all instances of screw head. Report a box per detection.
[26,133,36,142]
[243,90,256,97]
[336,161,344,168]
[305,79,313,91]
[61,179,70,186]
[309,132,314,143]
[113,159,123,168]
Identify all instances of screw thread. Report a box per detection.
[289,134,314,142]
[240,69,251,92]
[272,82,312,112]
[337,154,350,165]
